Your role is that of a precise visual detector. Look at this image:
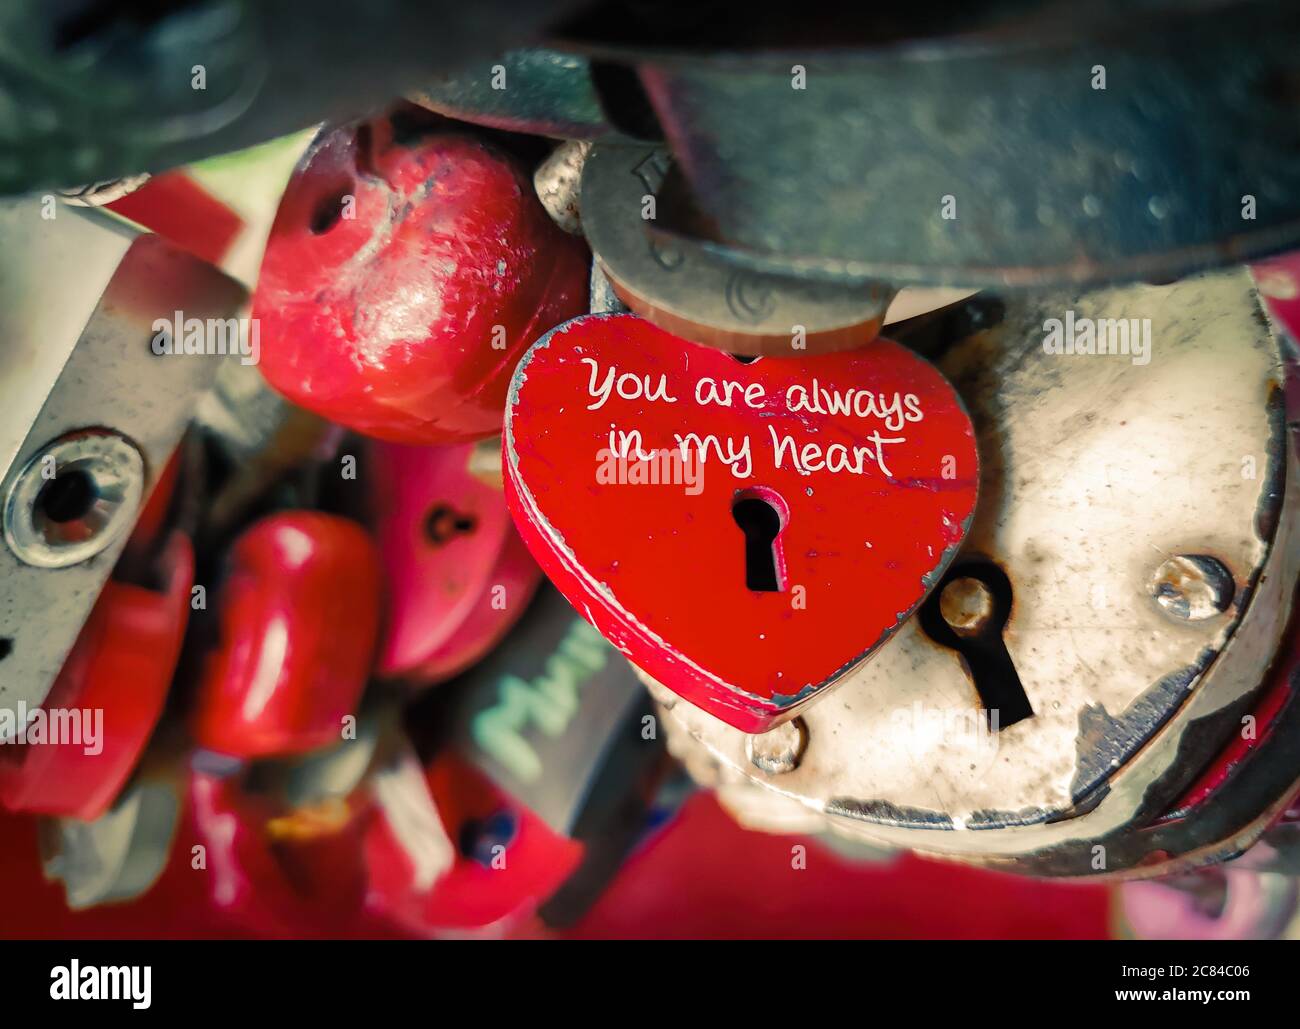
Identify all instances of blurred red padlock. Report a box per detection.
[0,532,194,820]
[370,440,541,686]
[252,104,590,445]
[188,765,378,935]
[190,512,382,759]
[364,750,582,935]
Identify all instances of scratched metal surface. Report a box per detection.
[0,205,245,722]
[625,0,1300,288]
[656,266,1297,861]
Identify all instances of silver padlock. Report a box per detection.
[656,265,1300,878]
[0,201,245,722]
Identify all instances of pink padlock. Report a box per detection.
[370,439,541,686]
[1120,868,1298,940]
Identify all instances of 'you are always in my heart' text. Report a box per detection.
[581,358,925,479]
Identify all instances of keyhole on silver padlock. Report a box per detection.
[918,561,1033,730]
[731,491,785,592]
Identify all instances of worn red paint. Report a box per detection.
[504,314,979,731]
[252,104,589,444]
[190,512,382,758]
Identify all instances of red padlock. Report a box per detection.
[0,532,194,820]
[370,440,541,686]
[504,314,980,731]
[190,512,382,759]
[187,765,375,935]
[252,103,590,445]
[364,750,582,935]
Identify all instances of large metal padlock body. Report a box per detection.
[508,263,1300,878]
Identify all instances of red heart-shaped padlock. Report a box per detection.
[504,315,979,731]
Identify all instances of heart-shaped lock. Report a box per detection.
[504,314,979,731]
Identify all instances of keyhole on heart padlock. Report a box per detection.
[425,504,477,546]
[917,560,1033,730]
[731,490,786,592]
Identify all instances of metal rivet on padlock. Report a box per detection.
[369,439,541,686]
[937,576,996,636]
[252,103,590,445]
[189,512,382,759]
[1148,554,1235,621]
[503,313,979,731]
[747,718,808,775]
[3,431,144,570]
[580,143,973,356]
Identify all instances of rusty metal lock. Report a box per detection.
[651,265,1300,877]
[579,143,972,356]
